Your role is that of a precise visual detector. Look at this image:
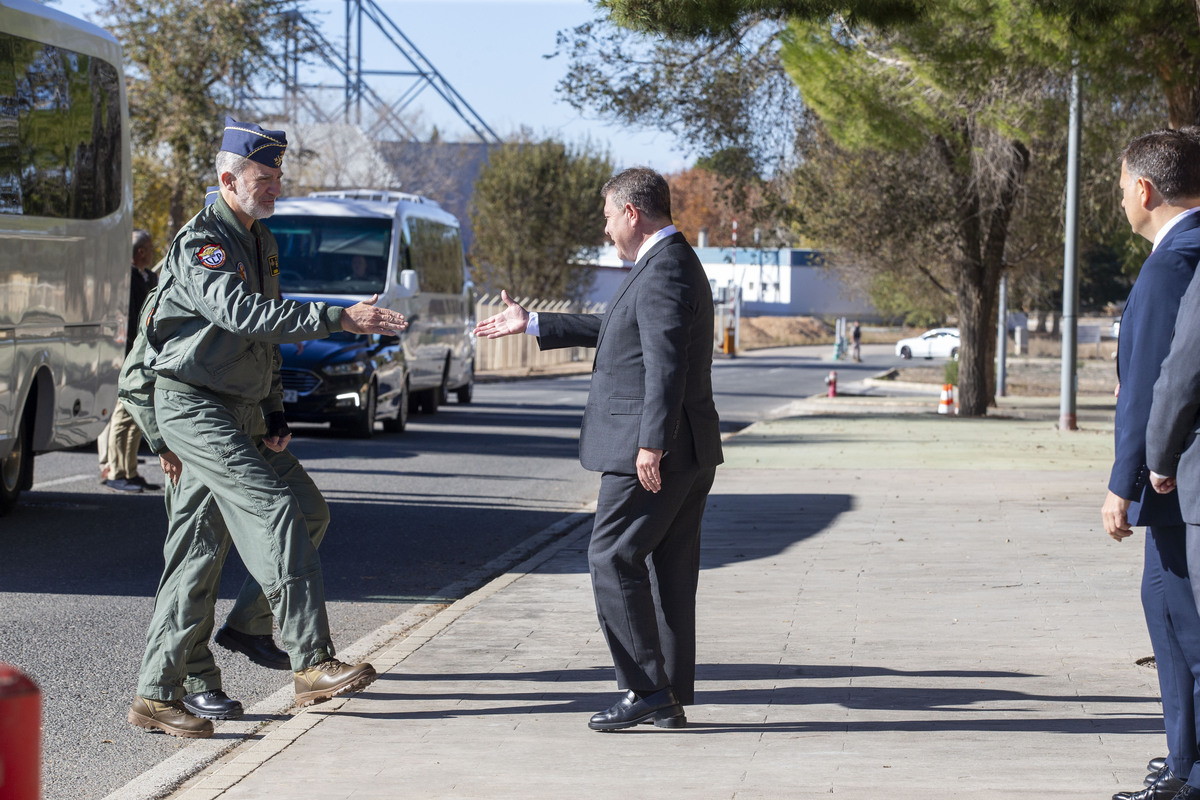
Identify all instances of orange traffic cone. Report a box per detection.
[938,383,953,415]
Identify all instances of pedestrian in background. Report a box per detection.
[1102,128,1200,800]
[851,320,862,362]
[99,229,159,493]
[475,167,723,731]
[127,117,407,739]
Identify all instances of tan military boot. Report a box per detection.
[127,696,214,738]
[294,658,377,707]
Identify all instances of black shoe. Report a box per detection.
[181,690,244,720]
[104,478,143,493]
[126,475,160,491]
[1114,769,1186,800]
[1177,787,1200,800]
[1147,762,1170,787]
[214,625,291,670]
[588,687,685,731]
[1150,758,1169,773]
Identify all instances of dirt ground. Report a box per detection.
[738,316,835,349]
[735,315,1119,397]
[891,358,1118,396]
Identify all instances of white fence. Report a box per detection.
[473,294,607,372]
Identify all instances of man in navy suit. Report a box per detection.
[475,168,723,730]
[1104,128,1200,800]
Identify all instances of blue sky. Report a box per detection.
[59,0,692,172]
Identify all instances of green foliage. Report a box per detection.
[469,137,614,302]
[96,0,294,235]
[943,358,958,386]
[599,0,928,37]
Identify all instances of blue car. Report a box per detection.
[279,304,410,438]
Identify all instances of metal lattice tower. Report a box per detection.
[246,0,500,145]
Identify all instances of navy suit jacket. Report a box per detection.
[1112,213,1200,526]
[536,232,723,475]
[1145,214,1200,523]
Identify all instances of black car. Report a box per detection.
[279,325,410,439]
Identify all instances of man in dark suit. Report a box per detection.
[1105,128,1200,800]
[475,167,723,731]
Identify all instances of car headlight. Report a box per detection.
[324,362,366,376]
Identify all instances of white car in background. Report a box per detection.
[895,328,961,360]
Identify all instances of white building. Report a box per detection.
[583,245,877,318]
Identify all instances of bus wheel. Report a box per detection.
[0,413,32,515]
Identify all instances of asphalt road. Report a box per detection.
[0,343,892,800]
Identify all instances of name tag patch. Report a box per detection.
[268,254,279,276]
[196,243,226,269]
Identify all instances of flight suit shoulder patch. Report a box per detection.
[196,243,227,269]
[268,254,279,275]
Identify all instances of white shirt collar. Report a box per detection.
[635,224,678,263]
[1153,206,1200,251]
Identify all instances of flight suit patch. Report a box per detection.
[268,254,279,276]
[236,261,247,282]
[196,243,226,269]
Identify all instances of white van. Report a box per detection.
[266,190,475,428]
[0,0,132,512]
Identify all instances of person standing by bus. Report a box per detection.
[101,229,159,493]
[127,117,407,738]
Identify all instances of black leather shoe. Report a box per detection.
[181,690,243,720]
[1147,763,1171,787]
[1114,769,1186,800]
[1150,758,1169,773]
[588,687,685,731]
[1176,786,1200,800]
[214,625,291,670]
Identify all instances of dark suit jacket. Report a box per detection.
[537,232,723,475]
[1144,214,1200,523]
[1115,213,1200,526]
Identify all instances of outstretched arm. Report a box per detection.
[474,290,529,339]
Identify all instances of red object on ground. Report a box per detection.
[0,662,40,800]
[826,370,837,397]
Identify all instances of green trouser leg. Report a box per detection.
[221,445,330,638]
[154,443,331,697]
[142,385,333,692]
[136,460,233,701]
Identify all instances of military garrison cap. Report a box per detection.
[220,117,287,168]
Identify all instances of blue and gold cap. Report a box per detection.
[220,116,287,168]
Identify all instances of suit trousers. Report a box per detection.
[589,465,716,706]
[137,386,334,701]
[1144,524,1200,785]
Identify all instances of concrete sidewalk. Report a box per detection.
[145,393,1164,799]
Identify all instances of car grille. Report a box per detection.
[281,369,321,396]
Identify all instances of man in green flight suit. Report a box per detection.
[127,117,408,738]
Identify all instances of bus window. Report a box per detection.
[1,31,122,220]
[405,215,462,294]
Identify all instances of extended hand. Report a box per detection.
[1150,471,1177,495]
[637,447,664,493]
[342,294,407,335]
[159,451,182,486]
[473,290,529,339]
[1101,490,1134,541]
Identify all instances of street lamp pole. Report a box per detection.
[1059,63,1082,431]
